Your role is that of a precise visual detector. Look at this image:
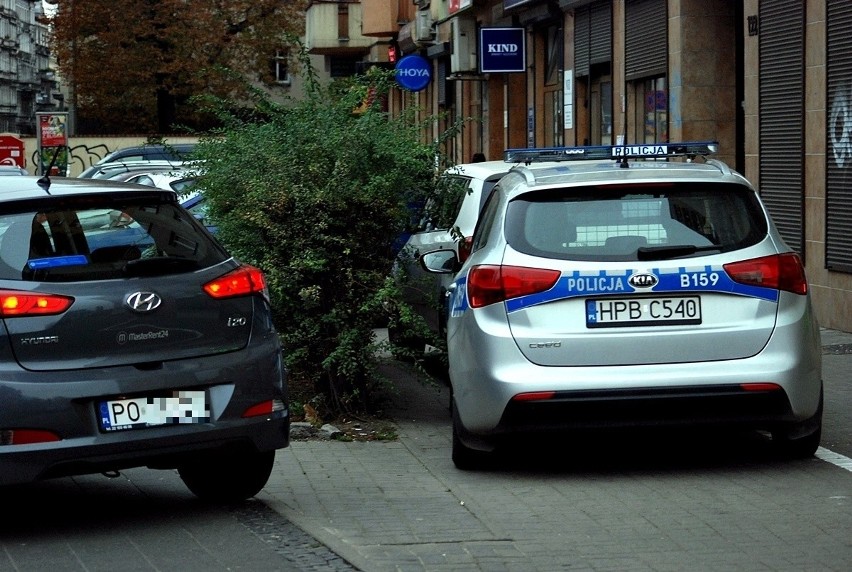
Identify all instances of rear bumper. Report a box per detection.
[498,384,795,433]
[1,414,289,486]
[449,309,822,439]
[0,337,289,486]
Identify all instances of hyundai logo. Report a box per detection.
[126,291,162,313]
[628,272,659,289]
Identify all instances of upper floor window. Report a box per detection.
[270,50,290,86]
[338,4,349,41]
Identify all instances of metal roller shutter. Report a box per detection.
[589,2,612,66]
[758,0,804,256]
[625,0,666,81]
[574,6,590,77]
[574,1,610,78]
[826,0,852,272]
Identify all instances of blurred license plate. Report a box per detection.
[586,296,701,328]
[98,391,209,432]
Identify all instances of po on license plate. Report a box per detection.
[586,296,701,328]
[98,390,209,432]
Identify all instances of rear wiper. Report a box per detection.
[123,257,198,276]
[637,244,723,261]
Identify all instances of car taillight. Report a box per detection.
[242,399,286,418]
[0,290,74,317]
[468,265,561,308]
[0,429,61,445]
[723,253,808,295]
[203,264,268,299]
[458,236,473,264]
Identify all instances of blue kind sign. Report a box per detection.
[479,28,526,73]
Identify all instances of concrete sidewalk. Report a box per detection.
[260,328,852,571]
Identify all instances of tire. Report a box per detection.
[179,448,275,503]
[772,387,823,459]
[451,400,491,470]
[773,425,822,459]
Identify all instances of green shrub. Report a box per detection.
[193,61,455,417]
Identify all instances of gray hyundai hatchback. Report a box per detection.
[0,176,288,501]
[423,142,823,469]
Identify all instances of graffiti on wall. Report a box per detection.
[29,143,115,176]
[24,139,198,177]
[829,81,852,170]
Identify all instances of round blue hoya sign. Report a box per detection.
[395,55,432,92]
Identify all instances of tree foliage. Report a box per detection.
[193,61,456,417]
[49,0,307,134]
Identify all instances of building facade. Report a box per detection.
[303,0,852,333]
[0,0,58,134]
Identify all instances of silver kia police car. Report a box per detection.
[422,142,823,469]
[0,175,288,500]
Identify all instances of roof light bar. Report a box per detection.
[504,141,719,164]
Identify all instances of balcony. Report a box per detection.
[360,0,416,37]
[305,1,377,56]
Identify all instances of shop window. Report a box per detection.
[543,26,564,146]
[591,76,613,145]
[546,26,563,87]
[633,77,668,143]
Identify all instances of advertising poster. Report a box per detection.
[38,113,68,147]
[36,112,70,176]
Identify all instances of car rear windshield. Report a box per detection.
[505,182,767,262]
[0,194,228,282]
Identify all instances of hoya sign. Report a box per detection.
[395,55,432,92]
[479,28,525,73]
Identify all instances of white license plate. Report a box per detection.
[586,296,701,328]
[98,391,209,432]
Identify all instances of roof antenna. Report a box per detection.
[37,147,63,194]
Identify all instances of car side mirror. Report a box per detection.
[420,249,458,274]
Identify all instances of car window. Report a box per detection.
[129,174,156,186]
[505,182,767,261]
[470,186,502,254]
[0,196,227,282]
[418,175,470,232]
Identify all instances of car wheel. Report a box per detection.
[179,448,275,502]
[771,387,823,459]
[451,400,491,470]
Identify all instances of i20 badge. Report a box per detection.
[628,272,659,289]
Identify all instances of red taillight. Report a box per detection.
[468,265,561,308]
[0,290,73,317]
[458,236,473,264]
[740,383,782,392]
[723,253,808,295]
[242,399,286,418]
[512,391,556,402]
[0,429,61,445]
[203,264,268,299]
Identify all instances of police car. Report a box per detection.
[420,142,823,469]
